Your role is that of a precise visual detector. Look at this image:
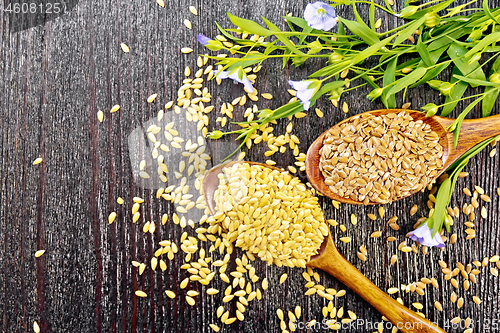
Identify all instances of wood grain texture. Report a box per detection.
[308,235,446,333]
[1,0,500,332]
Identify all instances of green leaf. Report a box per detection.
[369,1,376,31]
[337,20,347,43]
[339,18,380,46]
[351,35,393,64]
[429,177,451,236]
[483,0,500,24]
[416,34,433,67]
[482,87,500,117]
[386,67,427,97]
[383,0,394,13]
[452,74,499,86]
[452,97,483,147]
[382,57,397,108]
[410,61,450,88]
[282,49,291,68]
[447,43,486,86]
[283,16,309,30]
[393,17,426,46]
[465,32,500,58]
[492,54,500,73]
[227,13,271,36]
[317,80,346,96]
[442,66,469,117]
[261,17,306,56]
[271,101,303,119]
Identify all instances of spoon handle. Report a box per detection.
[310,236,446,333]
[442,113,500,166]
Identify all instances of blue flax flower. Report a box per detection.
[304,2,337,31]
[407,223,445,248]
[215,68,255,93]
[288,80,320,110]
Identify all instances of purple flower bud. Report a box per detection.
[197,34,211,46]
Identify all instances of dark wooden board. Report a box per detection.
[1,0,500,332]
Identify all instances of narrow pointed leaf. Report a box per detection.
[393,17,426,46]
[262,17,306,56]
[227,13,271,36]
[386,67,427,97]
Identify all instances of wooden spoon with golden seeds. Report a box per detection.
[306,108,500,205]
[203,162,446,333]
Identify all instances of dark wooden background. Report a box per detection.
[1,0,500,332]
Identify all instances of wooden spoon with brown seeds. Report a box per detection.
[306,109,500,205]
[203,161,446,333]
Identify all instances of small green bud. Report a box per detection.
[307,40,322,55]
[366,88,384,101]
[468,53,482,64]
[258,109,274,119]
[467,29,483,42]
[424,12,441,27]
[207,130,224,139]
[422,103,439,117]
[399,6,418,18]
[206,40,223,51]
[489,73,500,84]
[328,52,343,64]
[438,82,454,96]
[329,87,344,100]
[427,80,443,90]
[448,122,457,132]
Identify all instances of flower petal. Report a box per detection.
[289,80,312,92]
[407,223,445,248]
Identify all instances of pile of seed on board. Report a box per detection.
[319,112,444,204]
[210,163,329,267]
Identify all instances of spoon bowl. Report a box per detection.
[203,161,446,333]
[306,109,500,204]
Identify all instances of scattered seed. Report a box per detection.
[387,287,399,294]
[189,6,198,15]
[108,212,117,224]
[186,296,196,306]
[35,250,45,258]
[135,290,147,297]
[165,290,176,298]
[434,301,443,311]
[110,105,120,113]
[33,157,43,165]
[181,47,193,54]
[34,322,40,333]
[120,43,130,53]
[279,273,288,284]
[97,110,104,122]
[184,19,192,29]
[147,93,158,103]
